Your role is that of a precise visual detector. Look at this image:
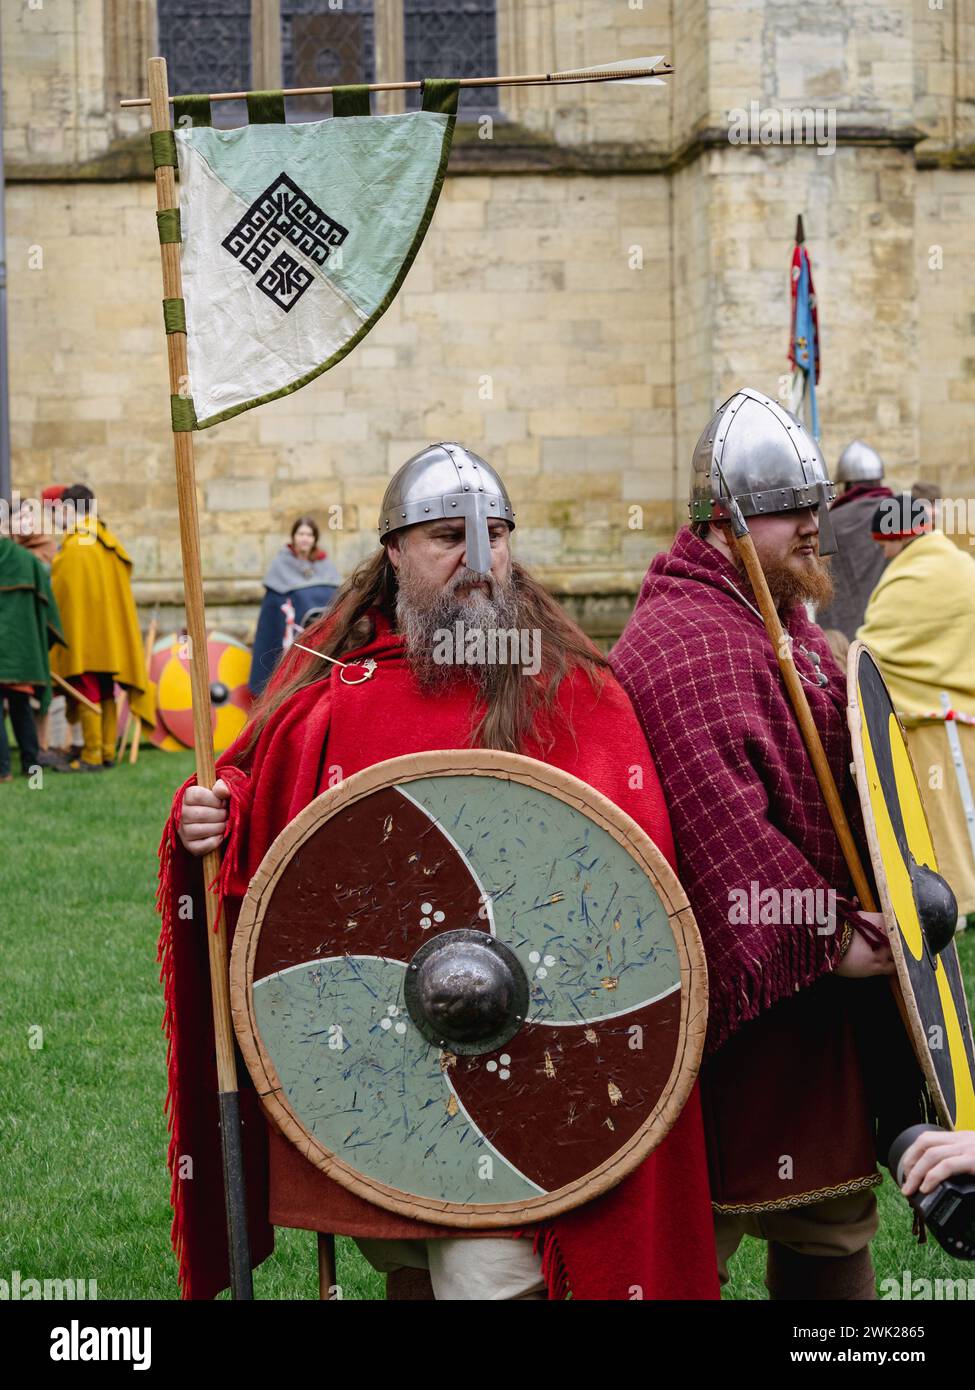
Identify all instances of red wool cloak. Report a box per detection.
[157,610,719,1300]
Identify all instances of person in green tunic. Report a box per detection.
[0,536,65,780]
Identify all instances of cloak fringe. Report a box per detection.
[156,783,189,1296]
[706,895,888,1054]
[155,771,245,1299]
[533,1226,571,1301]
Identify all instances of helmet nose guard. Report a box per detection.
[379,442,515,576]
[814,480,837,557]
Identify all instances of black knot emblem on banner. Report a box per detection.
[221,171,349,312]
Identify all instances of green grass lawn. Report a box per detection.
[1,743,973,1301]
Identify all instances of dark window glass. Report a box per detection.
[281,0,377,120]
[157,0,250,127]
[404,0,498,116]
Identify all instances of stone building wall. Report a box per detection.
[915,168,975,495]
[5,168,676,639]
[4,0,974,643]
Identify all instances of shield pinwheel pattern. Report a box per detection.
[230,751,707,1225]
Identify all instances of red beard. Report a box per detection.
[738,546,834,610]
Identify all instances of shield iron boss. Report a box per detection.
[847,642,975,1130]
[689,386,838,555]
[229,750,707,1227]
[835,439,885,485]
[378,442,515,576]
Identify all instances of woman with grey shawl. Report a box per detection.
[248,517,340,696]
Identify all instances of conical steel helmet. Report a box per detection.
[835,439,885,484]
[379,442,515,575]
[689,387,838,554]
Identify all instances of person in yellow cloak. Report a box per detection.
[50,485,155,771]
[857,492,975,920]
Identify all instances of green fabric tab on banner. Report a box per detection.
[162,298,186,335]
[332,85,371,118]
[150,130,178,169]
[247,90,286,124]
[170,395,198,432]
[156,209,181,244]
[173,94,213,128]
[421,78,460,117]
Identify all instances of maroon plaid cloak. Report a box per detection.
[611,528,916,1211]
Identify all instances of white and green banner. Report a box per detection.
[171,81,458,428]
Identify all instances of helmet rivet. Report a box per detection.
[424,506,430,513]
[401,511,406,518]
[451,501,457,507]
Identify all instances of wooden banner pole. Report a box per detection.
[147,56,254,1300]
[317,1233,336,1301]
[121,60,674,109]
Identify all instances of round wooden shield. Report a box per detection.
[848,642,975,1130]
[150,631,252,752]
[230,750,707,1228]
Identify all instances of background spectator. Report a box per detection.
[248,516,340,696]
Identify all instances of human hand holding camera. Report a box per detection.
[889,1125,975,1260]
[900,1127,975,1197]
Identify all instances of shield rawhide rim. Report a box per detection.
[847,642,975,1130]
[230,750,707,1228]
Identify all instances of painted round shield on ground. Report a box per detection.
[848,642,975,1130]
[149,631,252,752]
[230,750,707,1227]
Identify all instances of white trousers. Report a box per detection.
[355,1236,547,1301]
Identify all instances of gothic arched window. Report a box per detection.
[156,0,251,105]
[281,0,377,120]
[404,1,498,115]
[156,1,499,123]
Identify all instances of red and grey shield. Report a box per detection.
[230,751,707,1227]
[848,642,975,1129]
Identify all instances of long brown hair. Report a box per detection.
[235,547,608,761]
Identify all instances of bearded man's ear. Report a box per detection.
[386,533,405,571]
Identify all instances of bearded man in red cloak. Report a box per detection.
[159,442,719,1302]
[611,390,926,1302]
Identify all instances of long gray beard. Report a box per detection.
[396,566,520,695]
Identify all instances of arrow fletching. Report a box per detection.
[553,55,668,86]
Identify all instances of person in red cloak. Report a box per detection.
[158,442,719,1302]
